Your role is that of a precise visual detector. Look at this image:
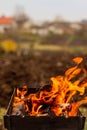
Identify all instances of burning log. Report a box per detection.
[12,101,26,116]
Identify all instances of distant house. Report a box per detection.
[46,21,72,35]
[30,25,49,36]
[70,22,82,30]
[0,16,15,32]
[47,22,65,35]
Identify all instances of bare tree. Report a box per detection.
[14,5,29,28]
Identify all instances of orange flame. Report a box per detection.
[13,57,87,117]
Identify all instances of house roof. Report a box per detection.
[0,16,14,25]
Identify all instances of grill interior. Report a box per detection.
[4,88,86,130]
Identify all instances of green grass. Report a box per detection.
[84,120,87,130]
[0,108,6,130]
[18,42,87,54]
[80,107,87,130]
[0,108,6,120]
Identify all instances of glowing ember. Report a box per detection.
[12,57,87,117]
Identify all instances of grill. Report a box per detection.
[4,88,86,130]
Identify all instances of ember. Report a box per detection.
[12,57,87,117]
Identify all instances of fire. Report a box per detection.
[12,57,87,117]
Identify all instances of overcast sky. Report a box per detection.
[0,0,87,22]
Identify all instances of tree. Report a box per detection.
[14,5,29,29]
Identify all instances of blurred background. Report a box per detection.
[0,0,87,129]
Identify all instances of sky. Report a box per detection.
[0,0,87,22]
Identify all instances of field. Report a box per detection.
[18,42,87,53]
